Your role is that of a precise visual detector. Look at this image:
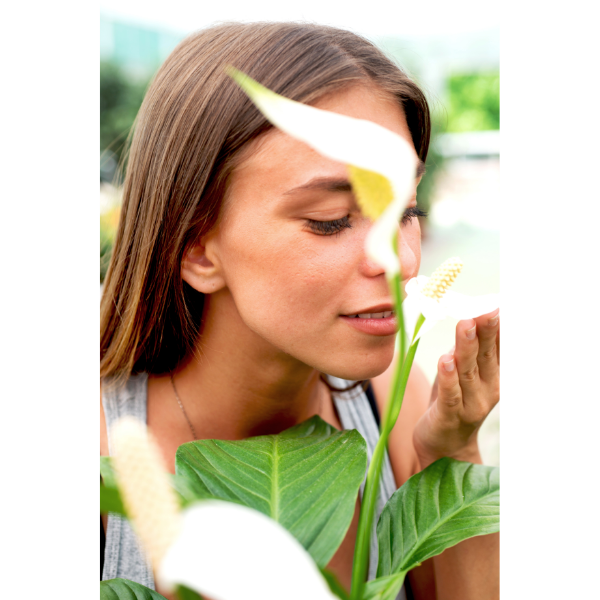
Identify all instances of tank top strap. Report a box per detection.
[328,376,406,599]
[101,373,155,589]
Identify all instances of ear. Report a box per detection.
[181,237,226,294]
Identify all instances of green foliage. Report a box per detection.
[100,578,168,599]
[100,201,121,283]
[100,60,151,178]
[175,584,204,600]
[100,456,126,516]
[362,573,405,600]
[174,415,367,568]
[376,458,499,582]
[446,71,499,133]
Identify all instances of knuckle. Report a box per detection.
[461,365,479,382]
[442,390,462,408]
[481,346,496,361]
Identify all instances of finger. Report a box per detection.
[429,347,454,405]
[473,309,500,382]
[434,352,463,418]
[454,318,483,409]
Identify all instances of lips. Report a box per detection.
[339,305,397,336]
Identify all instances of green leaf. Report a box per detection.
[175,584,204,600]
[174,415,367,567]
[100,578,168,599]
[101,484,126,516]
[320,568,350,600]
[376,458,499,577]
[101,456,118,487]
[362,573,406,600]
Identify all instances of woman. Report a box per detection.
[101,21,500,599]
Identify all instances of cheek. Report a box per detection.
[219,225,350,330]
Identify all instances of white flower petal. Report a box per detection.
[404,276,424,295]
[229,69,417,209]
[157,501,336,600]
[411,314,439,343]
[401,291,422,339]
[365,195,405,274]
[441,291,500,321]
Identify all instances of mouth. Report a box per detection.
[339,305,397,336]
[345,310,394,319]
[341,304,395,319]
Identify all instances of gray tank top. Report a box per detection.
[102,373,406,599]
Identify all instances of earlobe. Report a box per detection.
[181,243,226,294]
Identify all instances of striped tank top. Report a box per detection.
[101,373,406,599]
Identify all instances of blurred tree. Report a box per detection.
[100,60,151,182]
[446,71,499,132]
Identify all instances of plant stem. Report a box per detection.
[349,270,425,599]
[349,340,424,600]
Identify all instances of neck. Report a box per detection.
[167,291,328,440]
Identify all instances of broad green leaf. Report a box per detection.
[320,568,350,600]
[362,573,405,600]
[100,578,167,600]
[376,458,499,577]
[174,415,367,567]
[175,584,204,600]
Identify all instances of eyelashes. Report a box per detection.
[306,215,353,236]
[400,206,428,225]
[306,206,428,236]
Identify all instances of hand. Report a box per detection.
[412,309,499,469]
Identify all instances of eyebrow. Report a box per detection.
[284,159,426,196]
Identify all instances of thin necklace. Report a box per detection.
[170,373,198,441]
[170,373,326,442]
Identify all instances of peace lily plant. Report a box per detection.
[100,71,500,600]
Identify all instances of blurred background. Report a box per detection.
[99,4,499,465]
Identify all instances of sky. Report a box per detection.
[98,0,500,39]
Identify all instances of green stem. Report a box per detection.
[349,338,422,599]
[349,280,426,599]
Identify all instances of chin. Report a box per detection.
[321,347,395,382]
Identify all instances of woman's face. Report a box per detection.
[205,84,423,380]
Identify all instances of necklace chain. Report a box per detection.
[170,373,198,441]
[170,373,328,442]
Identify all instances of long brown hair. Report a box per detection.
[100,21,431,384]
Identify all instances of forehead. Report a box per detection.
[224,84,416,210]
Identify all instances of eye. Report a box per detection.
[401,206,428,225]
[305,215,353,236]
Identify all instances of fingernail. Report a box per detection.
[488,315,499,327]
[466,326,476,340]
[443,358,455,372]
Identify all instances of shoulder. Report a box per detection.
[371,357,431,486]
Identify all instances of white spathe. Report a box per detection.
[229,69,417,276]
[157,500,337,600]
[403,275,500,343]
